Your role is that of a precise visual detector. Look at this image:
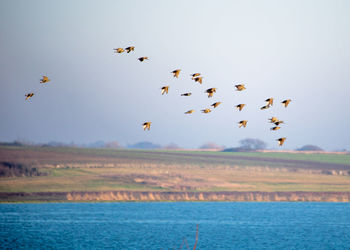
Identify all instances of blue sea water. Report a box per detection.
[0,202,349,249]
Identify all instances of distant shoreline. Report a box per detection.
[1,191,350,203]
[2,146,350,200]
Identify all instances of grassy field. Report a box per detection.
[1,145,350,194]
[183,151,350,165]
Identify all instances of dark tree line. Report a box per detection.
[0,162,46,177]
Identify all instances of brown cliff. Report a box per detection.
[1,191,350,202]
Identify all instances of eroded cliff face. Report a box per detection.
[65,191,350,202]
[1,191,349,202]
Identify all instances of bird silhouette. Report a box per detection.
[270,126,281,131]
[235,104,246,111]
[206,88,216,93]
[277,137,286,146]
[274,121,284,126]
[125,46,135,53]
[185,110,195,114]
[143,122,151,131]
[114,48,125,53]
[161,86,169,95]
[211,102,222,108]
[40,76,50,84]
[260,105,270,110]
[172,69,181,78]
[25,93,34,100]
[191,73,201,78]
[282,99,291,107]
[265,98,274,106]
[201,109,211,113]
[238,120,248,128]
[181,93,192,96]
[269,117,279,123]
[193,76,203,84]
[138,57,149,62]
[205,88,217,98]
[235,84,246,91]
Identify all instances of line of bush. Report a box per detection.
[0,162,47,177]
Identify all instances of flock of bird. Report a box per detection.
[25,45,292,147]
[25,76,50,100]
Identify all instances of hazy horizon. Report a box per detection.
[0,137,342,151]
[1,0,350,151]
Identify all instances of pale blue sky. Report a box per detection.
[1,0,349,150]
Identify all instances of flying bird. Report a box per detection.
[138,57,149,62]
[211,102,222,108]
[274,121,284,126]
[260,105,270,110]
[125,46,135,53]
[172,69,181,78]
[206,88,216,93]
[277,137,286,146]
[201,109,211,113]
[25,93,34,100]
[181,93,192,96]
[40,75,50,84]
[143,122,151,131]
[235,104,246,111]
[205,88,217,98]
[271,126,281,131]
[269,117,279,123]
[191,73,201,78]
[193,76,203,84]
[235,84,246,91]
[114,48,125,53]
[161,86,169,95]
[238,120,248,128]
[282,99,291,107]
[265,98,274,106]
[185,110,195,114]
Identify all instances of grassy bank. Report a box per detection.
[1,145,350,202]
